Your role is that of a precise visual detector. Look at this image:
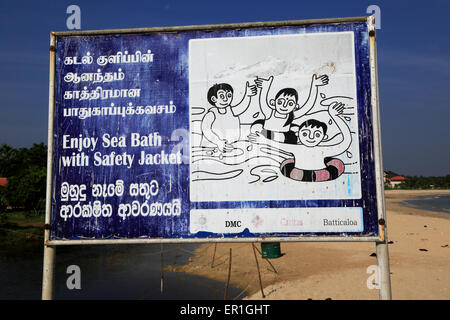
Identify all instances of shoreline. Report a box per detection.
[170,189,450,300]
[384,189,450,220]
[401,195,450,215]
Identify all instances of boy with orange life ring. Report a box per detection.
[248,101,351,182]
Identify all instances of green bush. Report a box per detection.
[0,143,47,216]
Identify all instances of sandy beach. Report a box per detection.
[169,190,450,300]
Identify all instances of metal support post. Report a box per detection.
[42,32,56,300]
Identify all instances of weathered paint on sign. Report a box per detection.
[50,19,381,241]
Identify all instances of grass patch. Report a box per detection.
[0,211,44,254]
[6,210,44,227]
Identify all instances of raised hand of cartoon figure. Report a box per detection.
[245,81,257,97]
[328,101,345,117]
[312,74,329,87]
[254,76,274,89]
[247,132,263,144]
[216,139,234,153]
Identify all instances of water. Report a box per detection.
[0,243,245,300]
[402,194,450,214]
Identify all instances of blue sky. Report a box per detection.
[0,0,449,176]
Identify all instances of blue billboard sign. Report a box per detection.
[49,17,384,242]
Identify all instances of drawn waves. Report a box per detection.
[191,169,243,182]
[191,141,282,184]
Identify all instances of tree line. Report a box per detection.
[0,143,47,215]
[394,175,450,190]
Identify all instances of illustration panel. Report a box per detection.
[190,32,361,202]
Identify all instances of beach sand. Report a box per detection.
[168,190,450,300]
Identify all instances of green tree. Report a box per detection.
[0,144,19,177]
[5,166,46,215]
[0,143,47,216]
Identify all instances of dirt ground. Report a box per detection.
[168,190,450,300]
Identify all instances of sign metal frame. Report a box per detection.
[45,16,387,245]
[42,15,391,299]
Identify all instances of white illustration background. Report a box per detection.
[189,32,362,202]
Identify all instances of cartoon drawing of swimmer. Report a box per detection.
[251,74,329,143]
[200,82,257,153]
[248,101,351,182]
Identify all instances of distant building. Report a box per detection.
[0,177,10,210]
[387,176,406,188]
[0,177,7,187]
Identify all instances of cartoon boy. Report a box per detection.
[248,102,351,182]
[252,74,329,143]
[201,82,256,152]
